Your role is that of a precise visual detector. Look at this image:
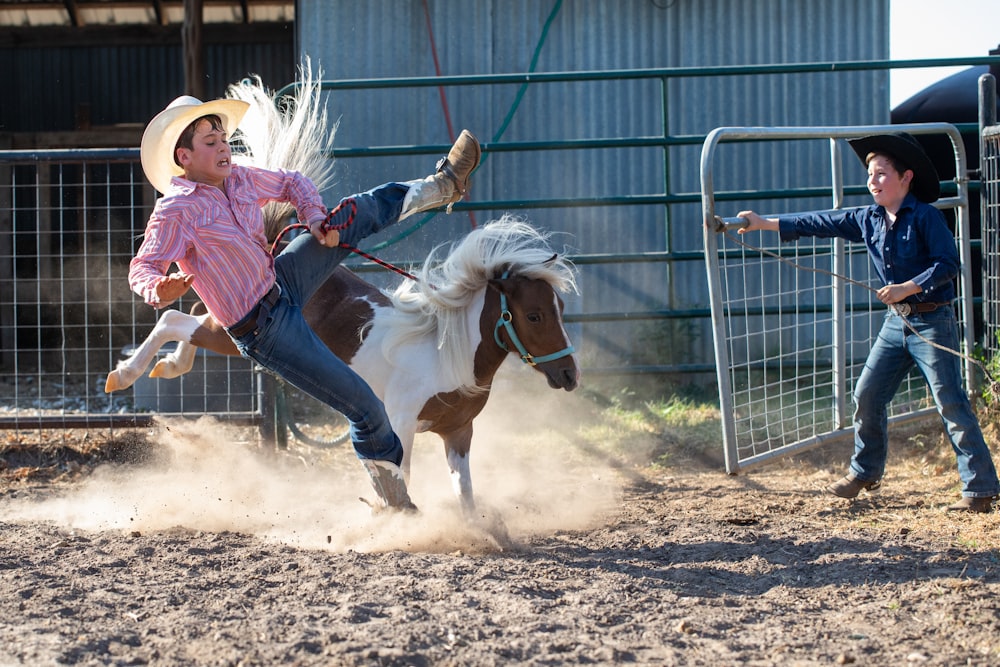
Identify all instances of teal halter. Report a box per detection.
[492,270,575,366]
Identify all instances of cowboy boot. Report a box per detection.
[360,459,418,513]
[399,130,481,220]
[946,496,996,513]
[827,473,881,499]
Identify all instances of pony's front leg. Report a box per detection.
[445,426,514,549]
[105,309,210,392]
[443,425,476,516]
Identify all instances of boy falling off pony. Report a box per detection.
[126,94,480,512]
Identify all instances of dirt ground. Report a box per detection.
[1,381,999,667]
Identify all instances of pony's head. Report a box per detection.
[390,215,580,392]
[488,266,580,391]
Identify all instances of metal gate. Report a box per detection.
[700,123,976,474]
[982,75,1000,365]
[0,149,264,439]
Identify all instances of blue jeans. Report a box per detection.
[229,182,408,464]
[851,307,1000,497]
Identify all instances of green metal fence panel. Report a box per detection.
[1,60,997,444]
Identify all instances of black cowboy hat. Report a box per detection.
[847,132,940,203]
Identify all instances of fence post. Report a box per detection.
[0,152,11,369]
[257,369,286,450]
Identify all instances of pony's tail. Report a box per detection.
[225,57,339,242]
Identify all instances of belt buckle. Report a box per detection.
[264,283,280,307]
[228,317,255,338]
[229,284,279,338]
[891,303,912,317]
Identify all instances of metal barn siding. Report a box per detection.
[297,0,888,374]
[1,41,294,133]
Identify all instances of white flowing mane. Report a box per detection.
[225,58,338,240]
[380,215,577,392]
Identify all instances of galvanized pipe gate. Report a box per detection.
[700,123,976,474]
[981,75,1000,366]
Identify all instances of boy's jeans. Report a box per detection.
[851,307,1000,498]
[230,183,408,463]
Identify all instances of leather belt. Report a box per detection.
[226,284,280,338]
[890,302,950,317]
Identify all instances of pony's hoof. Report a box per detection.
[150,358,186,379]
[104,370,123,393]
[465,504,516,551]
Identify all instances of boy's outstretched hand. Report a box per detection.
[155,271,195,303]
[736,210,778,233]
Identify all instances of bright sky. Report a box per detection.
[890,0,1000,108]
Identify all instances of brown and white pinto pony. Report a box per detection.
[107,216,580,515]
[110,66,580,515]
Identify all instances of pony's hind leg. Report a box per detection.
[149,338,199,379]
[150,304,236,378]
[104,309,206,392]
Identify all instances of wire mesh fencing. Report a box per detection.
[0,151,261,444]
[983,124,1000,364]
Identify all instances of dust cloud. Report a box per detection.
[8,367,622,553]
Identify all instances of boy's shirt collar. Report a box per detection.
[168,174,201,196]
[168,172,233,197]
[874,191,919,225]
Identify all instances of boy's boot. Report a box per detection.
[361,459,418,513]
[946,496,996,513]
[827,473,881,499]
[400,130,481,220]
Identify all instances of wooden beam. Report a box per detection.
[62,0,81,26]
[0,22,292,49]
[182,0,205,99]
[152,0,167,26]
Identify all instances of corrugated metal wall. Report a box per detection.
[297,0,889,377]
[2,0,891,380]
[0,40,293,132]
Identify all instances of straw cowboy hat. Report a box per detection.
[847,132,941,203]
[140,95,249,194]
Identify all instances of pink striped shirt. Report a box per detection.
[129,165,327,326]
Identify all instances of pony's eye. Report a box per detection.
[527,313,542,323]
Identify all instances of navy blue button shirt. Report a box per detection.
[776,193,958,304]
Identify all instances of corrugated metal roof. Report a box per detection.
[0,1,293,27]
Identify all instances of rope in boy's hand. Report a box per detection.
[270,198,359,254]
[268,197,418,283]
[711,216,999,392]
[320,198,358,233]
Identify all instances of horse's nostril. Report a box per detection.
[549,366,578,390]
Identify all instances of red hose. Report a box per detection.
[422,0,477,229]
